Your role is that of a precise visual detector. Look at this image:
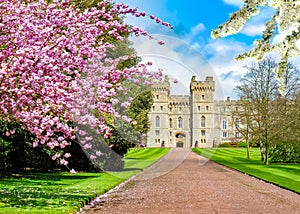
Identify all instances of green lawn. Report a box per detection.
[0,148,170,214]
[193,148,300,194]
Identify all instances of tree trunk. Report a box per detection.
[260,142,264,162]
[264,142,269,165]
[246,139,250,159]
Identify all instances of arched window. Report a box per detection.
[222,119,227,129]
[201,116,206,127]
[155,116,160,128]
[169,118,172,128]
[178,117,183,128]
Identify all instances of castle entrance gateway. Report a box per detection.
[175,133,187,148]
[176,142,184,148]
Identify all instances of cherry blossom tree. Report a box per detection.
[212,0,300,95]
[0,0,170,169]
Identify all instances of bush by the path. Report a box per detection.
[269,141,300,163]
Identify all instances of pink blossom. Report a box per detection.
[90,155,96,160]
[0,0,169,168]
[64,153,71,158]
[79,130,86,136]
[85,136,93,141]
[60,159,68,165]
[96,151,103,156]
[144,80,153,86]
[33,141,39,148]
[121,102,130,108]
[83,143,92,150]
[158,40,165,45]
[69,168,76,174]
[133,79,140,84]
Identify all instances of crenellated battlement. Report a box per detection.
[190,76,215,92]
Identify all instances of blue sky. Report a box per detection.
[120,0,278,99]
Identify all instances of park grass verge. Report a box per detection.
[0,148,170,214]
[193,148,300,194]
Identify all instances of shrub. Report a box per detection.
[269,141,300,163]
[218,142,231,147]
[237,141,247,147]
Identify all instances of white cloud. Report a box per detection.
[241,24,265,36]
[200,39,253,99]
[190,23,206,36]
[130,35,225,97]
[130,34,253,99]
[222,0,243,7]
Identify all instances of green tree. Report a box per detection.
[235,57,300,164]
[129,90,154,143]
[235,57,279,164]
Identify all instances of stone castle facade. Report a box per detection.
[147,75,239,148]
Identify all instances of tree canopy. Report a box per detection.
[212,0,300,96]
[0,0,170,170]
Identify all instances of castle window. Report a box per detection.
[197,106,200,112]
[156,95,159,100]
[204,139,206,143]
[222,119,227,129]
[202,95,205,100]
[223,107,226,113]
[179,107,182,112]
[206,106,209,111]
[169,118,172,128]
[152,106,155,111]
[170,131,172,137]
[201,116,206,127]
[222,132,227,138]
[178,117,183,128]
[201,130,206,136]
[155,130,160,136]
[235,118,239,128]
[155,116,160,128]
[160,106,163,111]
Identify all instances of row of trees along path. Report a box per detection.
[80,148,300,214]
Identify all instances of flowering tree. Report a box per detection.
[212,0,300,95]
[0,0,170,169]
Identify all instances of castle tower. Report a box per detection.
[190,76,218,147]
[147,76,170,147]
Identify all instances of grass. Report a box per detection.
[0,148,170,214]
[193,148,300,194]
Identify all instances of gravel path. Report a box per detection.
[81,148,300,214]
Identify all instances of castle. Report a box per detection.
[147,75,239,148]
